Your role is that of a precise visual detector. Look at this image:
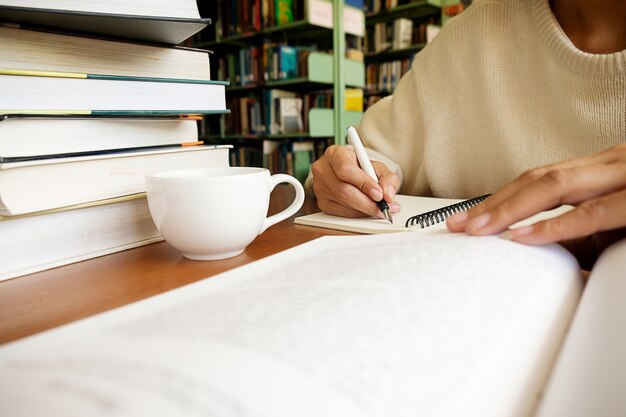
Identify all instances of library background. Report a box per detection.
[191,0,472,184]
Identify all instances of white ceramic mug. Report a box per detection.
[145,167,305,260]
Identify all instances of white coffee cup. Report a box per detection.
[145,167,305,260]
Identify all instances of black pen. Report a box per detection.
[346,126,393,223]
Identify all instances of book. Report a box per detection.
[0,115,201,160]
[0,0,202,19]
[0,4,208,45]
[392,18,413,50]
[0,145,231,216]
[0,69,228,115]
[277,45,297,80]
[344,88,364,111]
[0,193,162,282]
[275,97,304,134]
[264,89,297,134]
[0,26,212,81]
[275,0,295,25]
[294,194,573,234]
[1,229,624,416]
[292,141,315,184]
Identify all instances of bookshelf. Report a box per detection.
[194,0,366,179]
[364,0,441,106]
[363,0,472,107]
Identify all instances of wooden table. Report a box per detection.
[0,186,351,345]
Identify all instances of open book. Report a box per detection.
[1,232,625,416]
[294,194,572,234]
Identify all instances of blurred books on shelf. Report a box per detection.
[426,23,440,43]
[262,140,319,184]
[275,97,304,134]
[276,0,296,25]
[366,17,435,54]
[366,58,413,95]
[345,88,364,112]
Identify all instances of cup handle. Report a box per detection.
[260,174,305,234]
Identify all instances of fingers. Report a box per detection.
[374,161,401,204]
[311,145,400,218]
[447,145,626,246]
[449,162,626,235]
[501,188,626,245]
[453,148,619,223]
[451,152,604,222]
[331,149,385,203]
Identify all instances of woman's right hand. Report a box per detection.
[310,145,401,218]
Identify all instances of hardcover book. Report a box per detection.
[0,26,212,80]
[0,3,209,45]
[0,69,228,115]
[0,145,232,216]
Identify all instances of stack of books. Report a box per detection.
[0,0,231,280]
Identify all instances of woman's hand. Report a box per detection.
[447,145,626,246]
[311,145,401,218]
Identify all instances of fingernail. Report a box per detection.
[467,212,491,231]
[370,188,383,201]
[447,211,468,225]
[500,226,533,241]
[389,202,401,213]
[386,185,396,199]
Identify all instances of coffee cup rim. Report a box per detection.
[146,166,269,180]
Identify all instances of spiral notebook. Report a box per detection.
[294,194,572,234]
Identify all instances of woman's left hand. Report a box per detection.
[446,144,626,247]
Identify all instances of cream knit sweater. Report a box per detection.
[356,0,626,199]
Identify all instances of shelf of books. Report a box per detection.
[0,0,230,280]
[364,0,441,108]
[363,0,474,107]
[195,0,366,181]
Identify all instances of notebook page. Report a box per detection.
[294,195,572,234]
[294,195,462,233]
[534,238,626,417]
[0,233,582,417]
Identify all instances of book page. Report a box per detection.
[534,238,626,417]
[294,194,572,234]
[0,233,583,417]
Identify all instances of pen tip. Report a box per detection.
[383,209,393,224]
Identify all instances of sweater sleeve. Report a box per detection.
[305,65,430,198]
[357,62,431,196]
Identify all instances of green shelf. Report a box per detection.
[309,108,363,138]
[304,52,364,88]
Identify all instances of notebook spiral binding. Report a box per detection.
[405,194,491,229]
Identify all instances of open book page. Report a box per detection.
[294,194,572,234]
[534,238,626,417]
[0,233,582,417]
